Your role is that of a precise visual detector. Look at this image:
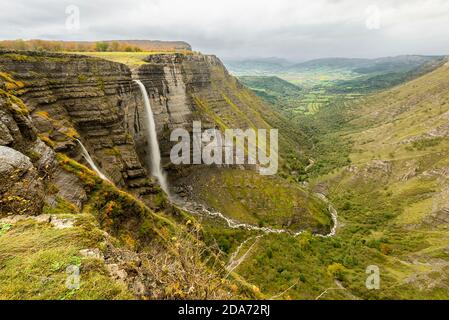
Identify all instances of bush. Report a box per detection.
[95,42,109,52]
[327,262,346,280]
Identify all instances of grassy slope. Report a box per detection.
[225,60,449,300]
[313,60,449,298]
[238,76,304,113]
[0,154,258,299]
[187,168,331,233]
[178,58,333,234]
[0,210,132,300]
[71,51,192,67]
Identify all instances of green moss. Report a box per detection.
[57,153,101,190]
[42,197,79,215]
[0,88,29,115]
[96,77,105,92]
[103,147,121,156]
[38,134,56,148]
[25,150,41,162]
[152,192,168,209]
[0,71,25,91]
[0,223,12,236]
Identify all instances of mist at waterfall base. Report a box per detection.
[134,80,170,195]
[76,139,112,183]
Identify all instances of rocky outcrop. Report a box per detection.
[0,88,55,215]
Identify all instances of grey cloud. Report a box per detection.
[0,0,448,60]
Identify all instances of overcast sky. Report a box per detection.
[1,0,448,61]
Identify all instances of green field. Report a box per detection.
[234,56,446,115]
[70,51,192,67]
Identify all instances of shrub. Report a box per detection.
[327,262,346,280]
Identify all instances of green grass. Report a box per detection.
[0,217,132,300]
[209,59,449,300]
[71,51,193,67]
[188,168,332,234]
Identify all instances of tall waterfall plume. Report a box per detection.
[134,80,169,195]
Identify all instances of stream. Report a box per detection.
[172,192,338,238]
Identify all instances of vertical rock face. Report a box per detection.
[130,54,193,166]
[1,50,282,209]
[0,85,55,215]
[130,53,275,175]
[0,51,155,198]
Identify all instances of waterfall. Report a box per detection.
[133,80,169,195]
[76,139,111,183]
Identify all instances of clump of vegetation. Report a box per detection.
[0,71,25,91]
[77,74,87,82]
[0,39,191,53]
[38,134,56,148]
[0,223,12,236]
[141,225,241,299]
[411,137,443,150]
[327,262,346,280]
[0,218,132,300]
[42,197,79,215]
[0,88,29,115]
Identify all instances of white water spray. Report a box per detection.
[134,80,169,195]
[76,139,111,183]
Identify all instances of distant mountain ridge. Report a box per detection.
[225,55,447,75]
[224,57,292,74]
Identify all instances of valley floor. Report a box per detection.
[215,59,449,299]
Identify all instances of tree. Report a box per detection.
[110,41,120,52]
[95,42,109,52]
[327,262,346,280]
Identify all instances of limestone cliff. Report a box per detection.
[130,53,294,173]
[0,50,247,299]
[0,85,55,214]
[0,50,329,233]
[0,50,157,207]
